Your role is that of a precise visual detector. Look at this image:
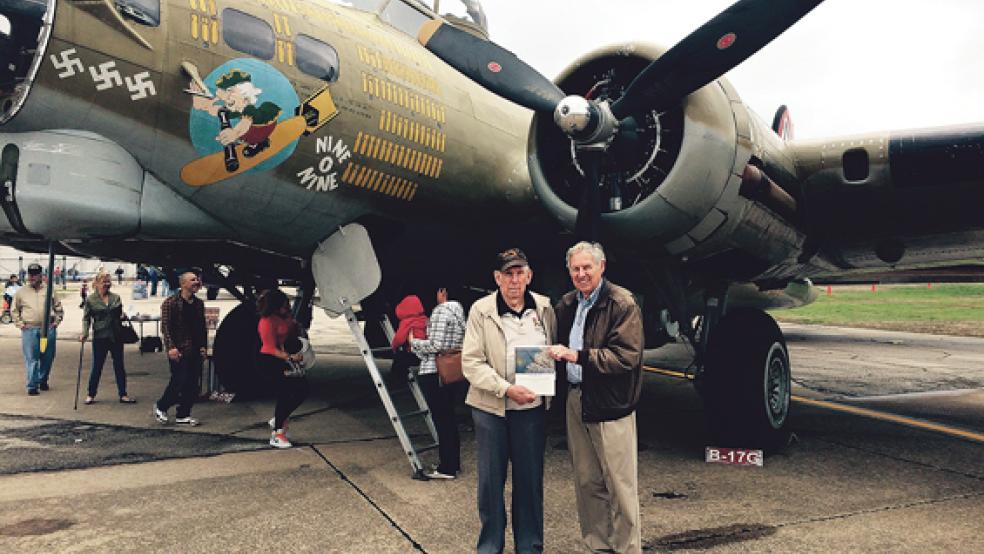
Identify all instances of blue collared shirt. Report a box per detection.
[567,279,604,384]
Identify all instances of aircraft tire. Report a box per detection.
[212,301,275,399]
[703,308,791,451]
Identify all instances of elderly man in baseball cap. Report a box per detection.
[13,263,63,395]
[460,248,557,553]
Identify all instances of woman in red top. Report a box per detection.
[257,289,309,449]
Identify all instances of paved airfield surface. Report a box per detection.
[0,294,982,552]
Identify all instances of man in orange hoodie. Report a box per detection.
[389,295,427,388]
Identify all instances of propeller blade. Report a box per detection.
[612,0,824,119]
[418,20,565,113]
[573,150,604,241]
[40,242,55,353]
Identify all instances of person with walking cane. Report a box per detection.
[79,272,136,404]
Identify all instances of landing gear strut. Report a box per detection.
[700,308,792,450]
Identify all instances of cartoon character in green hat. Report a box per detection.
[192,69,282,166]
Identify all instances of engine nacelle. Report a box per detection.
[0,130,228,242]
[529,43,747,253]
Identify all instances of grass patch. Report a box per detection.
[771,283,984,336]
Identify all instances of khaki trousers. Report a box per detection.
[566,388,641,554]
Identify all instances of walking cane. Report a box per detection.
[74,340,85,410]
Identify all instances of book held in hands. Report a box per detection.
[514,345,556,396]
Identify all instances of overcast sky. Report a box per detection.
[442,0,984,140]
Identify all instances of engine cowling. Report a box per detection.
[529,42,746,253]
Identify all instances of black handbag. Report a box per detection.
[116,320,140,344]
[140,336,163,353]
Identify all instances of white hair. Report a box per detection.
[566,241,606,268]
[232,81,263,104]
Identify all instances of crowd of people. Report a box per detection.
[7,241,645,553]
[10,266,312,450]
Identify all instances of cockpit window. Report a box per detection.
[116,0,160,27]
[442,0,487,31]
[325,0,387,12]
[295,35,340,83]
[222,9,275,60]
[380,0,430,37]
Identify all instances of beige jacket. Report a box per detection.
[462,291,557,417]
[13,284,64,328]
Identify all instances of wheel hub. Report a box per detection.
[764,344,790,428]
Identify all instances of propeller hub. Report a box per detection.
[554,95,592,134]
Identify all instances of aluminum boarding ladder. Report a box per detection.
[339,298,438,480]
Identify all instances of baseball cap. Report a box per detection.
[26,263,42,275]
[496,248,529,272]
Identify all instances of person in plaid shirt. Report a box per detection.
[410,287,467,480]
[153,272,207,426]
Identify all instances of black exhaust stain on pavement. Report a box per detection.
[0,414,266,475]
[652,490,688,500]
[648,523,776,550]
[0,518,75,537]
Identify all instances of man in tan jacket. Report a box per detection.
[462,248,556,554]
[13,263,64,395]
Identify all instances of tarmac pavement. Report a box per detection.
[0,291,982,552]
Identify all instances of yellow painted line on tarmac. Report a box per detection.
[791,396,984,443]
[643,365,984,444]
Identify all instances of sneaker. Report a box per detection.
[270,430,292,449]
[153,404,168,424]
[175,416,200,426]
[424,469,457,480]
[27,389,39,396]
[39,383,49,391]
[268,417,289,433]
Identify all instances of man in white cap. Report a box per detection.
[13,263,63,395]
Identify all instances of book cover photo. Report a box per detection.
[514,345,557,396]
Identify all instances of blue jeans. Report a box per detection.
[88,338,127,397]
[472,406,545,554]
[21,327,56,391]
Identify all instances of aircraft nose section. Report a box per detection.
[0,0,55,125]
